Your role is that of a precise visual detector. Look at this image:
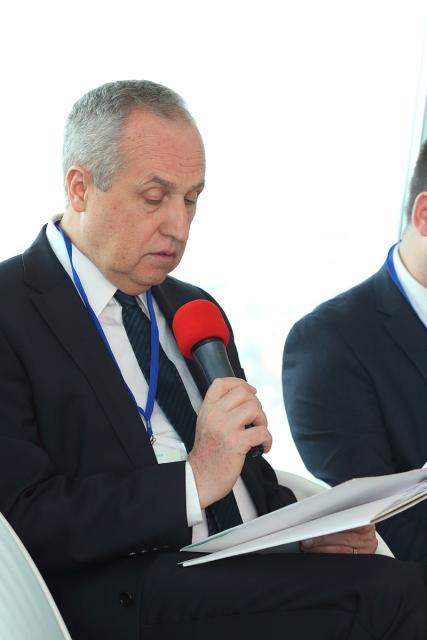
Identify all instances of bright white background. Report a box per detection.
[1,0,426,476]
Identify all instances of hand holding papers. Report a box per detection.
[181,468,427,567]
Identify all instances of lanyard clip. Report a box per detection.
[145,418,155,445]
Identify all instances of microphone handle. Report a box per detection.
[192,339,264,460]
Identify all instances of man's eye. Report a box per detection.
[185,192,200,206]
[143,189,164,205]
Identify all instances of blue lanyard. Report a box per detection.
[56,224,159,444]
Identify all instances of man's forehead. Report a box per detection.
[120,110,204,163]
[122,108,201,143]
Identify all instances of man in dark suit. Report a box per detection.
[283,140,427,573]
[1,80,426,639]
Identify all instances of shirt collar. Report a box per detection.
[46,215,118,317]
[393,243,427,327]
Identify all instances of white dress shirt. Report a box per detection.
[394,245,427,326]
[46,217,257,541]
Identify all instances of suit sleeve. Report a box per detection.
[283,312,395,482]
[282,312,427,565]
[0,328,192,573]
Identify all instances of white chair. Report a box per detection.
[275,469,394,557]
[0,511,71,639]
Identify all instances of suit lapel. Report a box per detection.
[23,229,156,467]
[375,263,427,385]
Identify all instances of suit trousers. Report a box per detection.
[49,546,427,639]
[134,552,427,640]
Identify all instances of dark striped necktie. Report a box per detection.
[114,290,243,535]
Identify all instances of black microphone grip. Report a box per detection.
[191,339,264,460]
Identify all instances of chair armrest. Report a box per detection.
[0,511,72,639]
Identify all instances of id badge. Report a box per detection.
[156,442,187,463]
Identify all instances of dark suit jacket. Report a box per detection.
[283,262,427,568]
[0,227,294,638]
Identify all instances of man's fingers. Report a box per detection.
[219,385,260,414]
[242,423,273,454]
[301,544,356,555]
[301,525,378,554]
[205,378,268,436]
[347,525,375,535]
[205,377,257,404]
[191,376,270,506]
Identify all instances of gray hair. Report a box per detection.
[63,80,195,198]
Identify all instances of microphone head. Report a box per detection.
[172,300,230,359]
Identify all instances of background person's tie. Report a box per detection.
[114,290,243,534]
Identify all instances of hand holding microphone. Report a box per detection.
[172,300,268,461]
[172,299,271,507]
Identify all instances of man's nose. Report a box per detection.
[161,198,191,241]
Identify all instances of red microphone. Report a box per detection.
[172,300,263,459]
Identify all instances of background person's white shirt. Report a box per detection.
[46,217,257,542]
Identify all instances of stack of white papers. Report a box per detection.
[181,468,427,567]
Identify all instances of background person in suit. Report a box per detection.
[0,80,426,640]
[283,140,427,573]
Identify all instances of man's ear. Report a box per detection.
[66,166,92,212]
[412,192,427,236]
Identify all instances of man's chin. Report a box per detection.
[128,270,173,295]
[111,261,180,294]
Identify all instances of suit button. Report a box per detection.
[119,592,134,608]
